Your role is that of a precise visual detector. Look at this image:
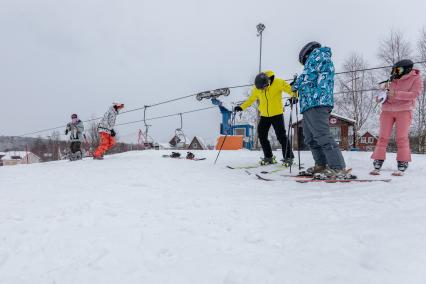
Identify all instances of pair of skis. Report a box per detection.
[228,163,391,183]
[195,88,230,101]
[162,154,206,161]
[253,171,391,183]
[227,162,303,173]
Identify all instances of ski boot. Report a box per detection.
[370,159,384,175]
[70,151,82,161]
[298,165,326,176]
[281,158,294,167]
[314,168,356,180]
[186,152,195,160]
[392,161,408,176]
[259,156,277,166]
[93,155,104,160]
[170,152,181,158]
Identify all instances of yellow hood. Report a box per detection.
[264,70,275,77]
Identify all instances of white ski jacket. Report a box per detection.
[66,120,85,142]
[98,106,118,135]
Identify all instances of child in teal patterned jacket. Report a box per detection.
[293,42,353,179]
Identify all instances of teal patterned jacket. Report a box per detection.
[293,47,335,113]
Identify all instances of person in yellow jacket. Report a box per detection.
[234,71,296,165]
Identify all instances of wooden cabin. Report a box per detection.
[188,136,208,150]
[358,131,378,151]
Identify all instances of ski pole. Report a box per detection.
[295,95,301,171]
[285,99,294,174]
[285,74,298,173]
[214,111,236,165]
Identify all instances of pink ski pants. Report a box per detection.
[371,110,413,162]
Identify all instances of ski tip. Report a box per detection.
[255,174,274,181]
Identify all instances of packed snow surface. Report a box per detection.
[1,150,426,284]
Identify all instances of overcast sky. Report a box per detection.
[1,0,426,144]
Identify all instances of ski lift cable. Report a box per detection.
[14,86,389,136]
[17,61,426,137]
[116,106,217,127]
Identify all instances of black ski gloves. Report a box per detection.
[289,97,298,105]
[234,106,243,112]
[285,97,298,106]
[110,129,116,137]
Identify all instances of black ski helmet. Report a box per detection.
[391,59,414,79]
[299,41,321,65]
[254,72,270,90]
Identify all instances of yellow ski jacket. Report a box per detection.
[241,70,294,117]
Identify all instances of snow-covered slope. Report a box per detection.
[1,150,426,284]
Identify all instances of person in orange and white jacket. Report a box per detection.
[93,103,124,159]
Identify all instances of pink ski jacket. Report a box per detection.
[382,69,423,112]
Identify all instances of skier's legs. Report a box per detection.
[371,111,395,161]
[304,107,346,170]
[302,108,327,166]
[70,142,75,154]
[271,115,294,160]
[94,132,112,157]
[70,142,81,153]
[106,135,116,151]
[258,117,273,158]
[395,111,412,162]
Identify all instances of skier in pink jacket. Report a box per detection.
[371,59,423,176]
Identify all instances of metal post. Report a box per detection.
[25,144,29,164]
[143,106,151,148]
[254,23,266,150]
[256,23,265,73]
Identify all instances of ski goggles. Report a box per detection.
[114,103,125,109]
[391,66,404,75]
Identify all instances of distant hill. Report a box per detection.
[0,136,44,151]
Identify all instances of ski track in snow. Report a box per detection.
[1,150,426,284]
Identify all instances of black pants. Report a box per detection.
[70,141,82,154]
[258,114,294,160]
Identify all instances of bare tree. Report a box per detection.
[44,131,63,161]
[378,29,412,66]
[335,53,378,147]
[30,136,48,161]
[86,121,100,152]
